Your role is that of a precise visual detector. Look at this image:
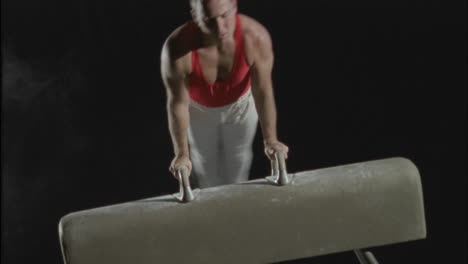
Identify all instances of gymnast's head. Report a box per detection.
[189,0,238,41]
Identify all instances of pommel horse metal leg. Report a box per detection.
[354,249,379,264]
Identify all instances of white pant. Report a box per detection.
[188,89,258,188]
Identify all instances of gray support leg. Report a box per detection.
[353,249,379,264]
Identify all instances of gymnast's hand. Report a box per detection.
[169,154,192,180]
[264,140,289,161]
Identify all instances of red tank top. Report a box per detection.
[188,15,251,107]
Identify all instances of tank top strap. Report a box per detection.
[234,15,243,51]
[191,49,201,76]
[234,14,250,72]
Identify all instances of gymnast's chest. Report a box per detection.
[196,45,236,83]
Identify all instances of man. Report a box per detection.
[161,0,289,188]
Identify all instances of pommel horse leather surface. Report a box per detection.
[59,157,426,264]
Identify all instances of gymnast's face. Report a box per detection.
[191,0,237,42]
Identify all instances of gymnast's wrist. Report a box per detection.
[175,151,190,158]
[263,137,279,145]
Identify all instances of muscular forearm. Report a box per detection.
[252,89,278,143]
[167,101,190,156]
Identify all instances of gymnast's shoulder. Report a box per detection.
[160,22,195,74]
[238,13,273,65]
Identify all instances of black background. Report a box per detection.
[2,0,466,263]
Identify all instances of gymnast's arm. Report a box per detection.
[248,26,289,159]
[160,38,192,177]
